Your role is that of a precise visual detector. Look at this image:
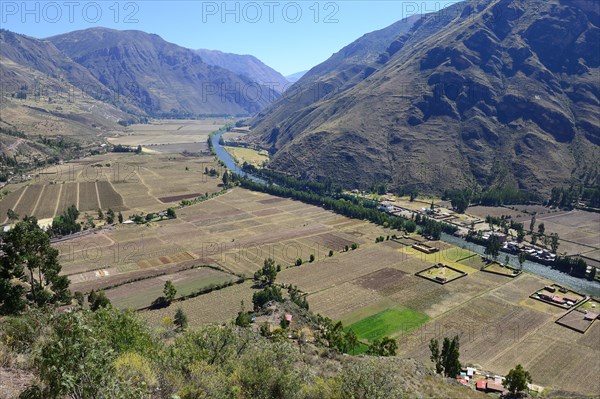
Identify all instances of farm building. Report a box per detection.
[475,380,505,393]
[412,243,439,254]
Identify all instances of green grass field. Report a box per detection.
[346,307,429,342]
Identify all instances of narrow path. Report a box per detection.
[76,182,80,210]
[30,185,45,216]
[53,183,63,217]
[95,181,102,209]
[5,186,30,224]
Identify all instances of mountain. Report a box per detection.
[48,28,279,117]
[286,70,308,83]
[249,0,600,194]
[0,29,131,142]
[250,15,421,141]
[194,49,289,93]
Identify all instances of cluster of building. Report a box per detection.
[456,366,543,395]
[479,232,557,262]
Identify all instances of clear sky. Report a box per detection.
[1,1,457,76]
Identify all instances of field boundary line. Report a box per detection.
[30,184,45,216]
[95,181,102,209]
[4,186,29,224]
[53,183,63,217]
[76,182,80,210]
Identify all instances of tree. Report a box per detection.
[503,364,532,396]
[537,223,545,236]
[74,291,85,307]
[587,267,597,281]
[441,336,461,378]
[254,258,278,285]
[6,208,19,221]
[518,252,526,270]
[367,336,397,356]
[550,233,560,253]
[174,308,188,331]
[484,235,501,262]
[163,280,177,303]
[88,290,111,311]
[106,208,115,224]
[0,217,70,312]
[118,211,124,224]
[252,286,283,310]
[450,194,468,213]
[309,254,315,262]
[167,208,177,219]
[222,171,230,186]
[328,250,334,257]
[531,233,538,246]
[98,208,104,220]
[429,338,443,374]
[295,258,303,266]
[345,329,358,354]
[529,214,536,234]
[516,228,526,243]
[135,145,143,154]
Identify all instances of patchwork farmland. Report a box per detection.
[0,152,224,224]
[47,187,600,396]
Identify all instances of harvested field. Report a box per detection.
[0,186,26,224]
[555,308,597,333]
[35,183,61,219]
[309,282,383,321]
[58,182,78,213]
[354,268,409,292]
[77,182,99,211]
[97,181,125,210]
[278,246,404,293]
[105,267,236,310]
[14,184,43,217]
[142,281,256,327]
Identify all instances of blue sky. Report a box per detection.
[1,1,457,76]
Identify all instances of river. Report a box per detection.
[212,131,600,296]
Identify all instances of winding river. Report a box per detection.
[212,131,600,296]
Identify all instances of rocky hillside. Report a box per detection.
[195,49,289,93]
[250,0,600,194]
[48,28,279,117]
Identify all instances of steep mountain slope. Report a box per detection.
[286,70,308,83]
[250,14,421,143]
[48,28,278,116]
[195,49,289,93]
[0,29,131,141]
[250,0,600,194]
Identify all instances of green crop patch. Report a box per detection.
[346,307,429,342]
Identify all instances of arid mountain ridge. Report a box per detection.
[249,0,600,194]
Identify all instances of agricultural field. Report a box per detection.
[224,146,269,167]
[108,119,230,150]
[47,186,600,396]
[481,262,522,277]
[104,266,237,310]
[521,210,600,259]
[346,307,429,343]
[0,152,223,223]
[141,281,256,326]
